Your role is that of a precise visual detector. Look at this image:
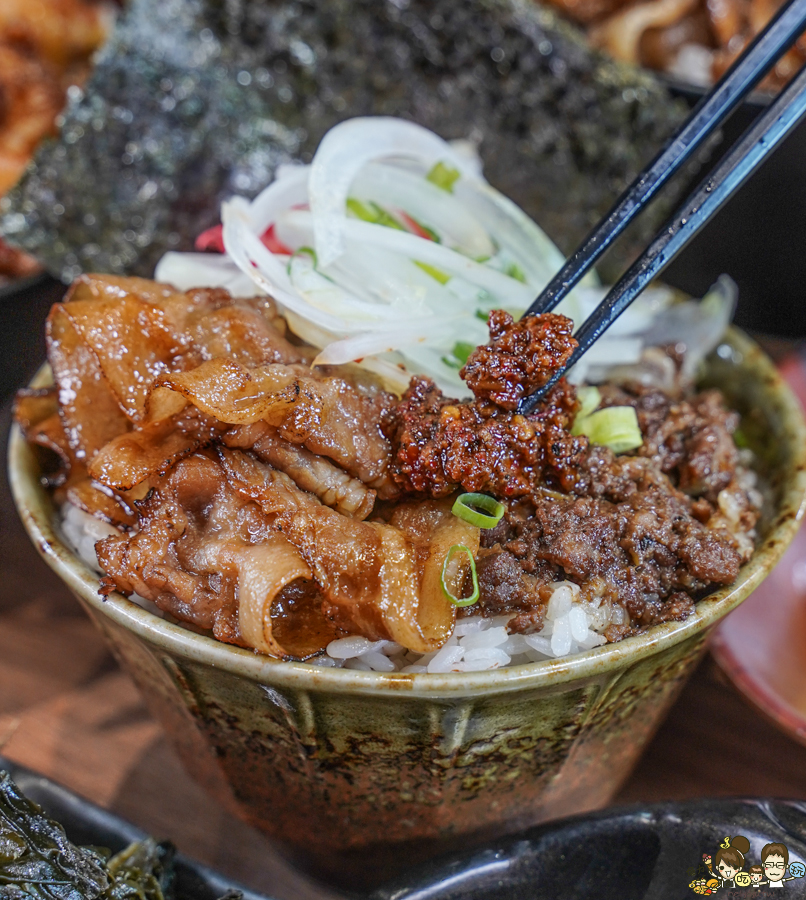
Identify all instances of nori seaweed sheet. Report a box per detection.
[0,770,242,900]
[0,771,110,900]
[0,0,690,282]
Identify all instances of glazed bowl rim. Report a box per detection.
[9,326,806,698]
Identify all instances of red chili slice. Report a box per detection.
[398,211,435,241]
[195,224,225,253]
[194,222,292,255]
[260,224,293,255]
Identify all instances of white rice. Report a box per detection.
[60,502,120,573]
[309,582,613,673]
[59,503,164,617]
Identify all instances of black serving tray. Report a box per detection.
[6,754,806,898]
[372,798,806,899]
[0,755,273,900]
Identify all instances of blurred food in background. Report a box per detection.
[0,0,689,287]
[0,0,110,284]
[543,0,805,90]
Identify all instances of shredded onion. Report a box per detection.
[155,117,737,395]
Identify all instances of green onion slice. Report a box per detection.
[441,544,480,607]
[426,161,461,193]
[575,385,602,420]
[571,406,643,454]
[286,246,319,276]
[451,341,476,367]
[413,260,451,284]
[346,198,405,230]
[504,262,527,283]
[452,492,505,528]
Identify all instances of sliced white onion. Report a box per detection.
[308,117,482,267]
[156,116,734,397]
[640,275,737,378]
[222,211,349,333]
[313,317,462,366]
[154,251,257,297]
[349,162,494,258]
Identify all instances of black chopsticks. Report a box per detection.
[522,0,806,324]
[519,0,806,416]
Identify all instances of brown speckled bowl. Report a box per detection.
[8,328,806,890]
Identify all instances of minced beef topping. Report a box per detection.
[385,312,761,639]
[460,310,577,410]
[386,375,585,499]
[597,383,740,502]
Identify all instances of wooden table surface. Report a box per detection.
[3,300,806,899]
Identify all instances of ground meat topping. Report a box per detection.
[460,310,578,410]
[383,309,760,640]
[597,383,740,502]
[476,486,741,631]
[385,311,589,499]
[386,375,585,499]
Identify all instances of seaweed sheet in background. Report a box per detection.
[0,769,245,900]
[0,0,689,282]
[0,769,175,900]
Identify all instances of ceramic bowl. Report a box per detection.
[8,327,806,890]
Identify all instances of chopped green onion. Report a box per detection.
[452,342,476,366]
[442,341,476,370]
[571,406,643,454]
[369,201,406,230]
[346,198,405,230]
[452,492,505,528]
[346,197,374,222]
[286,246,318,275]
[426,161,461,193]
[733,427,750,449]
[576,386,601,420]
[414,260,451,284]
[475,309,491,323]
[504,262,527,283]
[441,544,480,607]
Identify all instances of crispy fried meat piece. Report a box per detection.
[0,237,39,280]
[0,42,63,194]
[460,310,578,410]
[387,374,585,499]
